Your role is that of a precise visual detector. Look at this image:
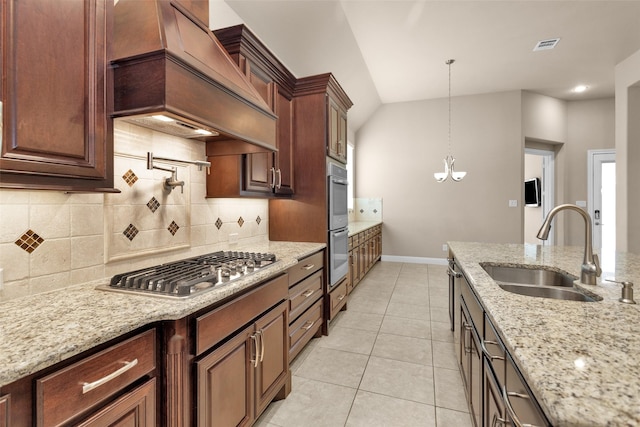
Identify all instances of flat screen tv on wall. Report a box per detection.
[524,178,541,207]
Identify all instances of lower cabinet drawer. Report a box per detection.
[328,278,348,320]
[289,270,323,322]
[36,329,156,427]
[288,251,324,285]
[289,299,323,361]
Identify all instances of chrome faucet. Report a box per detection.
[536,203,602,285]
[164,169,185,193]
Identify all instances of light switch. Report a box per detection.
[509,200,518,207]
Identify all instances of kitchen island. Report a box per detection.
[0,240,325,388]
[449,241,640,426]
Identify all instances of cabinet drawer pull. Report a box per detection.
[82,359,138,394]
[447,265,462,278]
[492,413,507,427]
[276,168,282,189]
[502,386,540,427]
[481,340,505,361]
[302,289,315,298]
[270,167,276,189]
[302,264,315,270]
[337,294,345,301]
[302,320,316,331]
[250,333,260,368]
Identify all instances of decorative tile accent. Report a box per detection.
[168,221,179,236]
[123,224,139,241]
[237,216,244,227]
[215,218,223,230]
[373,209,378,214]
[256,215,262,225]
[360,209,364,214]
[122,169,138,187]
[15,229,45,253]
[147,197,160,213]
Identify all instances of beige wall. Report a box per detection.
[355,91,524,259]
[615,48,640,252]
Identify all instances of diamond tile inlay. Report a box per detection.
[15,229,45,253]
[373,209,378,214]
[147,197,160,213]
[123,224,139,241]
[256,215,262,225]
[360,209,364,214]
[215,218,223,230]
[237,216,244,227]
[122,169,138,187]
[168,221,179,236]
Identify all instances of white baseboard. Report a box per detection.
[380,255,448,265]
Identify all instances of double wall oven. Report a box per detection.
[327,161,349,287]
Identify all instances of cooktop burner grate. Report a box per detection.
[100,251,276,299]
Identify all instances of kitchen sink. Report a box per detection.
[497,283,596,302]
[481,264,598,302]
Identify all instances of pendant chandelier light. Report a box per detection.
[434,59,467,183]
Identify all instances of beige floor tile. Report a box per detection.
[390,285,430,306]
[295,346,369,388]
[372,333,433,365]
[330,310,384,332]
[385,301,430,321]
[359,356,435,405]
[347,294,390,315]
[289,336,319,375]
[434,367,469,412]
[429,294,449,309]
[350,284,394,300]
[436,407,473,427]
[430,306,450,323]
[379,315,431,339]
[345,390,436,427]
[259,376,356,427]
[431,320,455,343]
[428,285,449,298]
[317,326,377,355]
[432,340,459,370]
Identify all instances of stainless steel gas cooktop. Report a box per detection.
[98,251,277,299]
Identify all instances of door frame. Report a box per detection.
[524,148,555,245]
[587,149,616,249]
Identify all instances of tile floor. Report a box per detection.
[255,261,473,427]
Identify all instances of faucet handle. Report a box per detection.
[593,253,602,277]
[605,278,636,304]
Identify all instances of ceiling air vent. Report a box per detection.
[533,38,560,51]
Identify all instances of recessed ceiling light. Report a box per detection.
[573,85,589,93]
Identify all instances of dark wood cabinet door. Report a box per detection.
[274,88,294,195]
[0,0,114,191]
[0,394,8,427]
[327,98,347,164]
[244,151,274,193]
[254,301,288,417]
[76,379,156,427]
[197,325,255,427]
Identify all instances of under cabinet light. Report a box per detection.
[151,115,174,122]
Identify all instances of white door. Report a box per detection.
[588,150,616,252]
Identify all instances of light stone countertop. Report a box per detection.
[348,220,381,236]
[448,241,640,427]
[0,241,325,388]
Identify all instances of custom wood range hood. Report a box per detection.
[111,0,277,155]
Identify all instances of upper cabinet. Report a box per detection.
[208,25,295,197]
[328,98,348,164]
[0,0,116,192]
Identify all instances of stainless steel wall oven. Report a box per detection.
[327,161,349,286]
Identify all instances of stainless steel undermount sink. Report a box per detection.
[481,264,598,302]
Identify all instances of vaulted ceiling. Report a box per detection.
[214,1,640,133]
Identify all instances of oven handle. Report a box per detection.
[330,177,349,185]
[331,229,349,238]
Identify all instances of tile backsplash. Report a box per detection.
[0,121,268,301]
[351,198,383,222]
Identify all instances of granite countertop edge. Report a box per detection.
[0,241,325,388]
[348,220,382,236]
[448,241,640,427]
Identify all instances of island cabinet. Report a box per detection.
[453,260,550,427]
[0,328,158,427]
[164,273,291,427]
[0,0,116,192]
[287,251,325,361]
[347,225,382,294]
[208,24,295,197]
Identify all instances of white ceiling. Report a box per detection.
[216,1,640,132]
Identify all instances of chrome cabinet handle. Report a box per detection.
[250,333,259,368]
[259,330,265,363]
[302,320,316,331]
[82,359,138,394]
[270,167,276,189]
[276,168,282,189]
[302,289,315,298]
[492,413,507,427]
[481,340,505,361]
[502,386,540,427]
[302,264,315,270]
[447,265,462,278]
[462,322,473,354]
[337,294,345,301]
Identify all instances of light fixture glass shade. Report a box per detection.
[434,157,450,182]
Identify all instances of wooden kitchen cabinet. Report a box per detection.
[0,0,116,192]
[196,301,288,427]
[346,225,382,294]
[328,277,348,321]
[0,394,9,427]
[328,98,348,163]
[208,25,295,197]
